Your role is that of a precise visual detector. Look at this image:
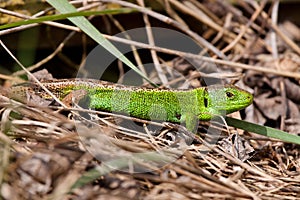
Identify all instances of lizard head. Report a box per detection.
[198,85,253,120]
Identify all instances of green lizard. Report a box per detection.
[11,79,253,132]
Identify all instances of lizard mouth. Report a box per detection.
[213,102,252,114]
[227,102,252,113]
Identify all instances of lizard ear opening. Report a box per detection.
[204,97,208,107]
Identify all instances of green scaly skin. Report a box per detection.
[11,79,253,131]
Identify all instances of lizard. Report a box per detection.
[10,79,253,132]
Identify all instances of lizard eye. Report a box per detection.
[226,92,234,98]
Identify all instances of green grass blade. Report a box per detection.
[226,117,300,145]
[71,151,175,189]
[46,0,156,85]
[0,8,136,30]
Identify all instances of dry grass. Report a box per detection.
[1,0,300,199]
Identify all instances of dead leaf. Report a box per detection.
[255,94,282,120]
[219,132,255,162]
